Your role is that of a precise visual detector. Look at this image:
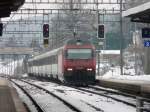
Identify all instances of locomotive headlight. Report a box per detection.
[67,68,73,71]
[86,68,92,71]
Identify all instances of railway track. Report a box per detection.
[74,85,150,112]
[18,78,150,112]
[88,85,136,98]
[11,79,82,112]
[12,80,46,112]
[88,85,150,102]
[71,86,136,107]
[20,79,106,112]
[37,79,150,111]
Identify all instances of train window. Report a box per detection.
[42,57,49,65]
[51,56,54,63]
[55,55,58,63]
[41,58,44,65]
[45,57,49,65]
[67,49,92,59]
[92,50,96,57]
[44,58,47,65]
[53,56,56,64]
[54,55,57,64]
[49,55,54,64]
[33,60,35,66]
[49,57,51,64]
[51,56,53,64]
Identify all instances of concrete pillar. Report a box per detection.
[144,48,150,74]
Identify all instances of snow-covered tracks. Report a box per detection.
[12,78,150,112]
[74,85,136,107]
[75,85,150,112]
[11,79,81,112]
[12,80,46,112]
[17,79,137,112]
[75,86,136,107]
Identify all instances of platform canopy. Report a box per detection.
[0,0,25,18]
[123,1,150,23]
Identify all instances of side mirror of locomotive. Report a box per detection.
[64,50,68,58]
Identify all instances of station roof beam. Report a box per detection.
[123,2,150,23]
[0,0,25,18]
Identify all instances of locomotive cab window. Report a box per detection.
[66,49,92,59]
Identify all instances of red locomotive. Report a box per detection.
[28,38,96,85]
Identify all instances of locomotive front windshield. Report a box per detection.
[66,49,92,59]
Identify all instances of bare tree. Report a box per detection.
[50,0,96,48]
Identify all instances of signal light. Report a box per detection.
[43,24,49,37]
[0,23,3,36]
[98,24,105,39]
[43,38,49,47]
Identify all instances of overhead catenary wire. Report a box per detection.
[1,0,126,49]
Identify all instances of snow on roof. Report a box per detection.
[97,50,120,55]
[123,1,150,17]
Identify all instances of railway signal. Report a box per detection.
[43,38,49,47]
[43,24,49,37]
[0,23,3,36]
[43,24,49,47]
[98,24,105,39]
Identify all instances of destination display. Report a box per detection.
[142,28,150,38]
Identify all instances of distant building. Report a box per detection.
[124,45,144,75]
[123,0,150,74]
[96,50,120,66]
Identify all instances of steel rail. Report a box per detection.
[11,80,46,112]
[88,85,137,98]
[19,79,82,112]
[21,79,136,107]
[72,86,136,107]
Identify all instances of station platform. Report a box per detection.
[0,78,27,112]
[97,78,150,97]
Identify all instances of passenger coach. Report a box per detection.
[28,38,96,84]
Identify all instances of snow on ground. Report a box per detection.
[83,87,136,105]
[14,79,76,112]
[30,80,136,112]
[97,66,150,82]
[0,59,23,76]
[12,83,38,112]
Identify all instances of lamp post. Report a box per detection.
[120,0,124,75]
[96,0,101,76]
